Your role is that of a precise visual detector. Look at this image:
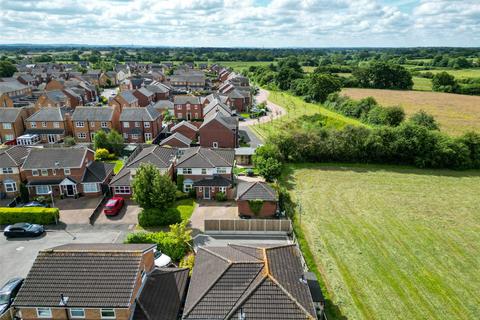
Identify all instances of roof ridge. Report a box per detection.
[259,181,277,198]
[237,181,256,199]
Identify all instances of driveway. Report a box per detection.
[240,89,286,127]
[57,196,103,224]
[0,224,129,286]
[190,201,238,233]
[94,200,140,225]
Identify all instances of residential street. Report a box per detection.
[0,224,131,285]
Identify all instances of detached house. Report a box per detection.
[132,88,155,107]
[199,111,238,149]
[176,147,235,200]
[109,91,139,110]
[120,106,162,143]
[170,120,198,141]
[22,147,113,197]
[34,90,73,109]
[0,146,31,198]
[0,107,32,143]
[72,107,120,142]
[24,107,72,144]
[173,96,202,120]
[110,146,177,197]
[183,244,318,320]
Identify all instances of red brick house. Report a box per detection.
[71,107,120,142]
[109,90,139,111]
[160,132,192,148]
[0,146,31,198]
[132,87,155,107]
[0,107,32,143]
[22,147,113,197]
[24,107,72,144]
[176,147,235,200]
[109,145,176,197]
[199,111,238,149]
[145,83,171,101]
[173,95,202,120]
[119,106,162,143]
[236,181,279,217]
[170,120,198,141]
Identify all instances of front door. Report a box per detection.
[66,185,75,196]
[187,113,191,121]
[204,187,210,200]
[47,134,56,144]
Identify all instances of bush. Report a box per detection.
[215,192,227,202]
[64,136,76,146]
[175,190,190,200]
[179,254,195,275]
[138,208,181,227]
[95,148,115,161]
[125,222,192,261]
[176,175,184,192]
[0,207,59,225]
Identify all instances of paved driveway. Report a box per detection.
[193,234,291,250]
[94,200,140,225]
[57,196,103,224]
[190,201,238,233]
[0,224,128,285]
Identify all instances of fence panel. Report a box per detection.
[204,219,292,234]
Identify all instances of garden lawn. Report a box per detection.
[175,198,196,221]
[285,163,480,320]
[251,90,365,139]
[108,159,124,174]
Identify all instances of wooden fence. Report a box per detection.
[0,309,12,320]
[204,219,292,234]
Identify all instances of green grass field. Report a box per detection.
[422,68,480,79]
[412,76,432,91]
[251,90,365,139]
[284,163,480,320]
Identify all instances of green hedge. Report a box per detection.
[138,208,181,227]
[0,207,59,225]
[125,230,189,261]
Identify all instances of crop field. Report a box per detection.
[286,163,480,320]
[250,90,365,139]
[412,76,432,91]
[342,88,480,135]
[423,68,480,79]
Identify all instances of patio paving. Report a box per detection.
[190,200,238,233]
[57,196,103,225]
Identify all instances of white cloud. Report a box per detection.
[0,0,478,46]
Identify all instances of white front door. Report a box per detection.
[145,133,152,141]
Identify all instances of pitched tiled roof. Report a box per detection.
[203,99,232,118]
[82,161,115,183]
[0,146,31,167]
[132,268,189,320]
[193,175,232,187]
[160,132,192,147]
[120,106,160,121]
[152,100,173,110]
[136,87,154,97]
[174,95,200,105]
[26,107,66,122]
[236,181,278,201]
[0,81,29,95]
[110,146,176,186]
[22,147,89,169]
[118,90,138,104]
[200,111,238,130]
[145,84,170,94]
[183,244,316,320]
[171,120,198,133]
[0,108,23,123]
[12,244,155,308]
[45,90,68,103]
[72,107,115,121]
[176,147,234,168]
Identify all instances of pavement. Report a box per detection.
[57,196,103,224]
[193,234,291,250]
[0,224,133,286]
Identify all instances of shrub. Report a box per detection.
[64,136,76,146]
[248,200,264,216]
[0,207,59,225]
[179,254,195,275]
[95,148,115,161]
[176,175,184,192]
[138,208,181,227]
[175,190,190,200]
[215,192,227,202]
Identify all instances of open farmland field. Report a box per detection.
[412,76,432,91]
[342,88,480,135]
[250,90,365,139]
[286,163,480,320]
[425,68,480,79]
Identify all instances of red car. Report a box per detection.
[103,197,124,216]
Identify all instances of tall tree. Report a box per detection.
[132,163,176,210]
[0,61,17,77]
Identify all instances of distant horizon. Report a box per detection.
[1,0,479,48]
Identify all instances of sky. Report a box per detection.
[0,0,479,47]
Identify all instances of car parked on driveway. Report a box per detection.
[3,223,45,238]
[103,197,124,216]
[0,277,23,315]
[20,201,49,208]
[154,249,172,267]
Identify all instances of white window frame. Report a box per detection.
[114,186,131,194]
[131,133,139,139]
[100,308,116,319]
[123,133,128,139]
[101,121,108,128]
[123,122,130,128]
[4,181,17,192]
[2,123,12,130]
[37,308,52,318]
[30,122,36,128]
[83,183,99,193]
[182,168,192,174]
[41,169,48,176]
[77,132,87,139]
[217,167,227,174]
[70,308,85,319]
[75,121,85,128]
[219,186,227,193]
[53,122,60,128]
[41,121,47,128]
[5,134,14,141]
[35,185,51,195]
[2,167,13,174]
[144,122,150,128]
[64,168,71,175]
[145,133,152,141]
[32,169,39,176]
[135,121,140,127]
[90,122,95,128]
[201,168,206,174]
[184,184,193,192]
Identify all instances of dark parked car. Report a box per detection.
[0,277,24,315]
[3,223,45,238]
